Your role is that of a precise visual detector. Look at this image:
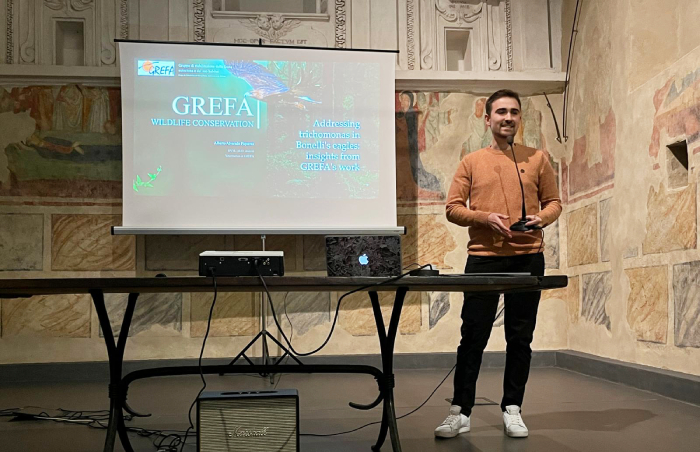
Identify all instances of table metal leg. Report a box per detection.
[369,288,407,452]
[91,287,406,452]
[91,290,139,452]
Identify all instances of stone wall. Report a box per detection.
[0,85,569,364]
[3,0,698,379]
[537,0,700,376]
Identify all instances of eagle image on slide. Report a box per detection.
[224,60,321,111]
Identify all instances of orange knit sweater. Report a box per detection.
[446,144,562,256]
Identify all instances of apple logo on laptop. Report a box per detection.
[358,254,369,266]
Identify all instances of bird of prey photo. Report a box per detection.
[224,60,321,110]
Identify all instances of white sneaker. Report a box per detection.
[434,405,470,438]
[503,405,528,438]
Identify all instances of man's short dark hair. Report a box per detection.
[485,89,521,115]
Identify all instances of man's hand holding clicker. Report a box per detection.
[524,215,543,232]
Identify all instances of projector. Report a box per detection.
[199,251,284,277]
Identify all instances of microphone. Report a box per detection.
[507,136,541,232]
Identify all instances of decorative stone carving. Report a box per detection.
[44,0,65,11]
[487,1,502,70]
[100,0,116,65]
[44,0,93,11]
[505,0,513,71]
[335,0,346,48]
[20,0,35,63]
[407,0,416,70]
[241,14,302,42]
[5,0,13,64]
[419,0,434,69]
[119,0,128,39]
[70,0,93,11]
[416,0,512,72]
[436,0,483,24]
[193,0,205,42]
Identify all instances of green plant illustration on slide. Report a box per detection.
[133,166,162,192]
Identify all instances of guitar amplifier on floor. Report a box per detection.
[197,389,299,452]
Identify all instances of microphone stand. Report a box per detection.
[507,136,541,232]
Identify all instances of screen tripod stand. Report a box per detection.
[223,235,300,383]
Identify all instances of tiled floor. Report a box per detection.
[1,367,699,451]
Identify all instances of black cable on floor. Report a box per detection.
[301,363,457,437]
[2,364,457,443]
[1,408,193,451]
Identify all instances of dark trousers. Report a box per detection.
[452,253,545,416]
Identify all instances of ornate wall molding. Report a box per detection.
[70,0,93,12]
[334,0,346,48]
[44,0,65,11]
[193,0,205,42]
[19,0,35,64]
[240,14,301,42]
[44,0,93,11]
[407,0,415,70]
[119,0,127,39]
[436,0,483,24]
[100,0,115,65]
[5,0,13,64]
[212,10,328,21]
[505,0,513,71]
[487,2,501,71]
[419,0,433,69]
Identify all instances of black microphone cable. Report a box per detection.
[272,292,295,390]
[180,267,219,452]
[537,228,545,255]
[250,263,460,438]
[301,363,457,437]
[402,262,433,271]
[0,406,196,451]
[253,261,433,357]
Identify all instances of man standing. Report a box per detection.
[435,90,561,439]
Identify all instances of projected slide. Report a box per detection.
[119,41,396,231]
[130,56,381,200]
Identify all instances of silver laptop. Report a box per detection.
[325,236,402,277]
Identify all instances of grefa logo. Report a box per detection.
[228,426,269,438]
[137,60,175,76]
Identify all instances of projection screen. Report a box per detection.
[113,40,401,235]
